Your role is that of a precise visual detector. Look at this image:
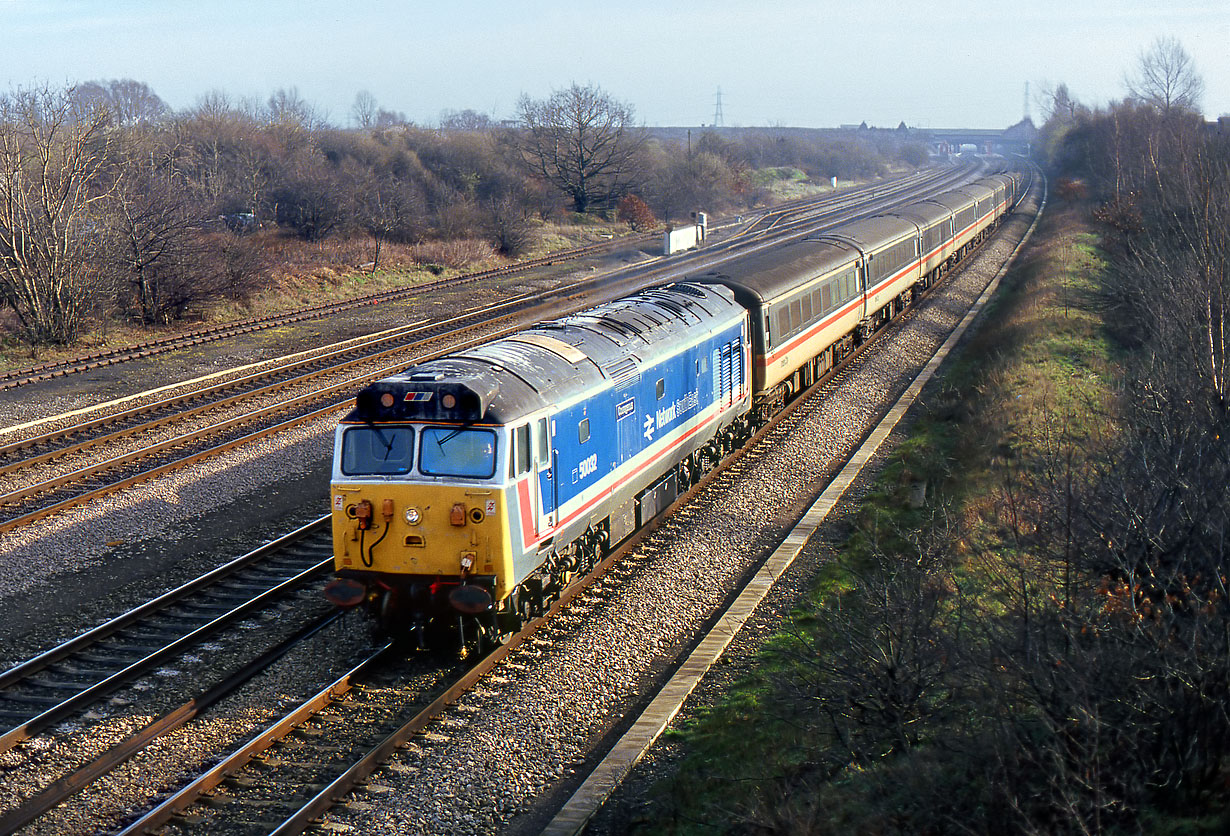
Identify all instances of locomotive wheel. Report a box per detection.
[516,588,537,623]
[482,605,515,650]
[377,588,408,637]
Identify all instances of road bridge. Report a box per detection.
[923,119,1037,155]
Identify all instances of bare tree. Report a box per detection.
[74,79,168,127]
[483,192,534,256]
[440,109,494,131]
[101,149,209,325]
[350,165,420,271]
[1127,36,1205,116]
[266,86,321,145]
[516,83,645,214]
[352,90,377,130]
[1040,82,1083,122]
[0,85,116,345]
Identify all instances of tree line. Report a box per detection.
[0,80,928,348]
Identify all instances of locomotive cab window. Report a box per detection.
[419,427,497,479]
[341,425,415,475]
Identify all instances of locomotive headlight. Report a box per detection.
[404,507,422,525]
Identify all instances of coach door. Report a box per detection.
[533,416,556,534]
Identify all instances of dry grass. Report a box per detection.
[0,217,644,370]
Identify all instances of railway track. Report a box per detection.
[0,165,1028,835]
[0,521,342,833]
[0,166,981,537]
[33,170,1035,836]
[0,521,336,753]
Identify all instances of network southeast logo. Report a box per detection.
[644,389,700,441]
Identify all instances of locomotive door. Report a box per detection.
[533,416,555,533]
[616,396,637,461]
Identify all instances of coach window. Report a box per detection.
[656,378,665,400]
[579,418,590,444]
[802,293,812,321]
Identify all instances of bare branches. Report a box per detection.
[516,83,645,214]
[1126,36,1205,117]
[0,84,116,344]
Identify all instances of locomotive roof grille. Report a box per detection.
[668,283,709,298]
[602,357,641,388]
[648,297,696,322]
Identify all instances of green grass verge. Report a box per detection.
[636,204,1122,834]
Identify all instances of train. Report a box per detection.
[324,170,1021,649]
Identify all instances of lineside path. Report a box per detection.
[541,176,1048,836]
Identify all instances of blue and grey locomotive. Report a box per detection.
[326,282,751,646]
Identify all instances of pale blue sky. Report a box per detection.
[1,0,1226,128]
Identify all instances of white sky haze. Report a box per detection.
[1,0,1226,129]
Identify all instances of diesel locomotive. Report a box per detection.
[325,171,1020,649]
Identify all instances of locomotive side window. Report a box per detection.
[514,423,531,475]
[341,426,415,475]
[535,417,549,465]
[419,427,497,479]
[656,378,665,400]
[579,418,590,444]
